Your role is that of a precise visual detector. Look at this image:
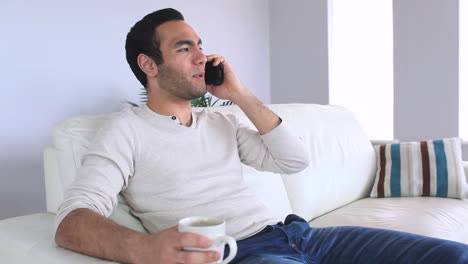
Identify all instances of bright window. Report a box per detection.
[460,0,468,140]
[328,0,394,139]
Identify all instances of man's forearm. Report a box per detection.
[232,90,281,135]
[55,208,145,263]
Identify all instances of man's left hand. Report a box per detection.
[205,55,250,104]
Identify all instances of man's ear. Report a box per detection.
[137,54,158,77]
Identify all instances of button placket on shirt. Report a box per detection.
[170,116,183,125]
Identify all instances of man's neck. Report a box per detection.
[146,91,193,126]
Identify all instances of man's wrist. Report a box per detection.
[230,88,252,105]
[127,232,151,263]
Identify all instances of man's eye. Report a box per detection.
[178,48,189,52]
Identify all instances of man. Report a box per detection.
[55,8,468,264]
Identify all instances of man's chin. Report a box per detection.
[192,90,207,99]
[184,88,207,101]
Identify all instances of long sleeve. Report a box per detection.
[236,118,310,174]
[54,115,137,234]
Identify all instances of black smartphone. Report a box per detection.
[205,60,224,85]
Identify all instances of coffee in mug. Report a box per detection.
[178,216,237,264]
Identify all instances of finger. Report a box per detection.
[206,55,225,66]
[213,57,225,66]
[177,232,212,248]
[175,249,220,264]
[206,54,221,61]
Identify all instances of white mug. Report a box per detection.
[178,216,237,264]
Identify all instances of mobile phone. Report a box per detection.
[205,60,224,85]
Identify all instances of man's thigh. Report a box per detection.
[236,255,305,264]
[300,226,468,264]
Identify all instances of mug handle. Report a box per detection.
[217,235,237,264]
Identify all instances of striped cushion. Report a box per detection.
[370,138,468,198]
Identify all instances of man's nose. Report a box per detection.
[194,49,207,65]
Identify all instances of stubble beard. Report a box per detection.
[157,64,207,101]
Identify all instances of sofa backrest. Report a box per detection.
[44,103,376,225]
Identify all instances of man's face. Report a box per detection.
[155,20,207,100]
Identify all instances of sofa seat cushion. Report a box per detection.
[309,197,468,245]
[0,213,115,263]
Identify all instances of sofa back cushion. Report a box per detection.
[52,113,118,193]
[277,104,376,220]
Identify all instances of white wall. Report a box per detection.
[0,0,270,220]
[269,0,329,104]
[393,0,459,142]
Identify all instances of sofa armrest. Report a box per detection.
[0,213,115,264]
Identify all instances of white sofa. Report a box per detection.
[1,103,468,263]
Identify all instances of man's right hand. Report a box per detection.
[55,209,220,264]
[134,225,220,264]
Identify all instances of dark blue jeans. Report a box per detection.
[225,214,468,264]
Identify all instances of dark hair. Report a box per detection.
[125,8,184,87]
